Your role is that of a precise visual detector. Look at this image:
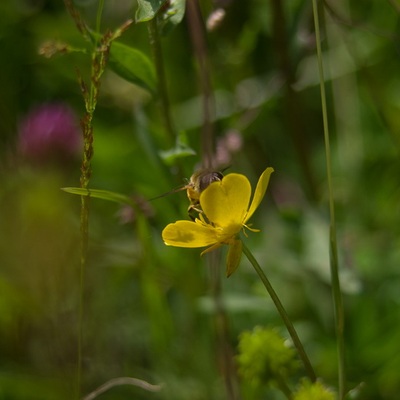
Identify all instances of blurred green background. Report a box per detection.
[1,1,400,399]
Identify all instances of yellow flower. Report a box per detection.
[162,167,274,276]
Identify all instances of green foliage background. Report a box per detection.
[1,0,400,399]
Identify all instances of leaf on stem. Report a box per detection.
[89,31,157,94]
[61,187,136,208]
[159,0,186,36]
[108,41,157,94]
[135,0,168,23]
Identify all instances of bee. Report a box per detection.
[185,169,224,219]
[151,168,224,220]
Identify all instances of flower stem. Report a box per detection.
[311,1,346,398]
[241,241,316,383]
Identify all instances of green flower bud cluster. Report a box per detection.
[236,326,299,388]
[293,379,335,400]
[237,326,335,398]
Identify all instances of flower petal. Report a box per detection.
[162,220,218,248]
[226,239,243,277]
[245,167,274,223]
[200,173,251,229]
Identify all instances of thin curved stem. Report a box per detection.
[311,1,346,398]
[82,377,162,400]
[241,241,316,382]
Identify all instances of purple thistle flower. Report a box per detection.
[18,102,81,164]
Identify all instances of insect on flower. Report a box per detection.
[151,168,224,220]
[162,167,274,277]
[185,169,224,219]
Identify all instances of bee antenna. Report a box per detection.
[221,165,231,173]
[149,185,187,201]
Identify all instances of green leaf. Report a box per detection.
[158,132,196,165]
[108,41,156,94]
[159,0,186,36]
[135,0,168,23]
[61,187,136,208]
[88,30,156,94]
[158,145,196,165]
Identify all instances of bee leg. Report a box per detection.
[188,204,202,221]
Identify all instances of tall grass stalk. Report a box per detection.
[77,12,104,398]
[64,0,107,396]
[311,1,346,398]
